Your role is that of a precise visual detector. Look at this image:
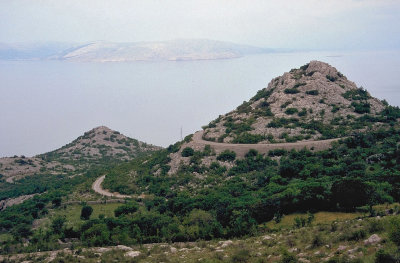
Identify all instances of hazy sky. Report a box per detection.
[1,0,399,49]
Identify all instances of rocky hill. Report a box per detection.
[0,126,160,183]
[202,61,387,144]
[165,61,398,174]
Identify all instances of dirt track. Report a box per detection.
[192,131,341,158]
[92,175,131,199]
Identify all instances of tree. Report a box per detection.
[331,178,369,211]
[181,147,194,157]
[114,202,139,217]
[217,150,236,162]
[51,216,66,234]
[81,205,93,220]
[11,224,32,241]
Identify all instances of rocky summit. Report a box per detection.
[202,61,386,144]
[165,61,399,174]
[0,126,160,183]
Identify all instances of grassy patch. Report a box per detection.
[50,203,124,228]
[265,211,362,229]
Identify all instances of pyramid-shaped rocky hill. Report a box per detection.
[202,61,387,143]
[0,126,161,183]
[167,61,399,174]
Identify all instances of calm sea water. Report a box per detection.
[1,50,399,156]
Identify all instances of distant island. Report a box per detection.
[0,39,274,62]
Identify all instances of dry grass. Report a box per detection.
[265,211,362,229]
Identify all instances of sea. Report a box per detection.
[1,50,399,156]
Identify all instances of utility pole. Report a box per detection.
[180,127,183,141]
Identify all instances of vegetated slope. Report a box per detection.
[57,39,272,62]
[202,60,386,144]
[3,210,400,262]
[165,61,399,174]
[1,62,400,260]
[0,126,160,188]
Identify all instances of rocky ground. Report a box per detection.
[1,213,398,263]
[0,126,161,183]
[202,61,386,143]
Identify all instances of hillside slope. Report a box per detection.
[202,61,386,144]
[165,61,398,174]
[0,126,160,183]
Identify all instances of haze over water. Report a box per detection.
[1,50,400,157]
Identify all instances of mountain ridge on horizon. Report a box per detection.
[0,39,274,62]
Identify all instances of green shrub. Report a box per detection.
[280,250,297,263]
[184,134,193,143]
[281,101,291,108]
[311,234,324,248]
[300,63,309,70]
[181,147,195,157]
[267,118,299,128]
[352,102,371,114]
[236,101,252,114]
[306,90,319,95]
[223,118,254,135]
[298,108,307,117]
[389,216,400,246]
[343,88,370,100]
[284,88,300,94]
[285,108,299,115]
[348,229,367,241]
[375,249,396,263]
[381,106,400,121]
[80,205,93,220]
[368,219,385,233]
[251,88,275,101]
[217,150,236,162]
[326,75,337,82]
[294,216,306,228]
[51,216,66,234]
[114,202,139,217]
[167,142,181,153]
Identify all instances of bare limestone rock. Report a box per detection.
[364,234,382,245]
[219,240,233,248]
[125,251,141,258]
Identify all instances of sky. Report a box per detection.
[0,0,400,50]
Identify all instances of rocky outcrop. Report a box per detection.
[202,61,386,143]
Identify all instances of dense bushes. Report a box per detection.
[217,150,236,162]
[114,202,139,217]
[343,87,370,100]
[352,101,371,114]
[4,127,400,251]
[81,205,93,220]
[306,90,319,95]
[181,147,194,157]
[285,108,298,115]
[284,88,300,94]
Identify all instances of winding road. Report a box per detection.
[93,131,343,197]
[191,131,342,158]
[92,175,131,199]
